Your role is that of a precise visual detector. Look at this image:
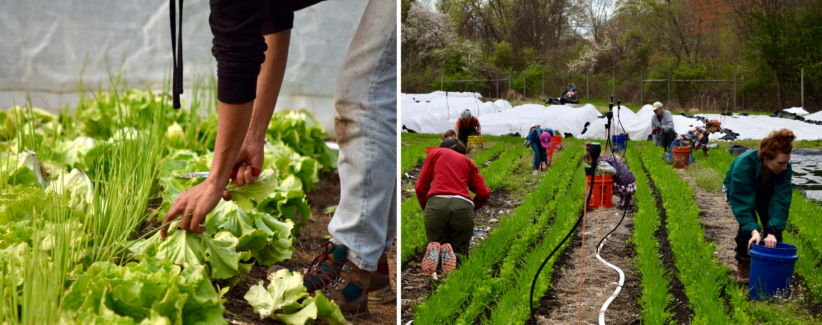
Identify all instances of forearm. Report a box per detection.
[246,31,291,145]
[207,101,254,188]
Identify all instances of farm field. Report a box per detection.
[0,89,396,325]
[400,132,822,324]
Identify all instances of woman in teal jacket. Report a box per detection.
[722,129,795,284]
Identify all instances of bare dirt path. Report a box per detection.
[536,203,641,325]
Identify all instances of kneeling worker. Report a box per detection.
[651,102,676,156]
[723,129,794,283]
[454,109,481,145]
[415,138,491,276]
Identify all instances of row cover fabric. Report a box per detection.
[2,0,367,131]
[402,92,822,141]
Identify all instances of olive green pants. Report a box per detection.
[423,196,475,262]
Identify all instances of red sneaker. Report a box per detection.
[422,242,441,275]
[440,243,457,275]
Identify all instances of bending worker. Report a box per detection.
[454,109,481,145]
[670,119,722,163]
[415,138,490,277]
[524,125,552,175]
[723,129,794,284]
[651,102,676,156]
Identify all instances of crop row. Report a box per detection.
[399,139,510,264]
[453,144,581,324]
[400,139,441,174]
[626,145,675,325]
[488,156,586,323]
[640,146,732,324]
[413,140,582,324]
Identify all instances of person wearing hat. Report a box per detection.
[651,102,676,155]
[524,125,553,175]
[670,119,722,163]
[722,129,794,283]
[416,138,491,276]
[454,109,481,145]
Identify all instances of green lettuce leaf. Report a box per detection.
[45,169,93,207]
[224,168,278,212]
[243,269,348,325]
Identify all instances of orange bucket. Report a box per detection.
[543,148,554,169]
[426,146,438,156]
[551,135,562,151]
[585,174,614,209]
[672,146,691,169]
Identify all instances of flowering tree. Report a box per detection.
[401,4,456,70]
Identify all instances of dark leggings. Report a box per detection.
[209,0,325,104]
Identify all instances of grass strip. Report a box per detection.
[401,139,440,175]
[641,145,732,324]
[412,143,582,324]
[625,145,675,324]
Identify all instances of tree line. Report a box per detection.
[401,0,822,112]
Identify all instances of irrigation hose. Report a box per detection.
[596,233,626,325]
[528,163,597,325]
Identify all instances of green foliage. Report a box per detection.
[491,42,513,70]
[511,64,550,96]
[244,269,346,325]
[61,258,225,325]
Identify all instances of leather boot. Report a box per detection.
[736,258,751,284]
[368,251,396,304]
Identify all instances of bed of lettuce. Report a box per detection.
[0,88,340,325]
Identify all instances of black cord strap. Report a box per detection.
[170,0,184,109]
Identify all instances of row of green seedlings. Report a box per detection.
[401,139,442,175]
[487,152,586,324]
[700,149,822,305]
[640,145,733,324]
[412,141,582,324]
[399,141,515,264]
[452,146,581,324]
[625,145,675,325]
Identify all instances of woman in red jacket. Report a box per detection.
[415,138,491,276]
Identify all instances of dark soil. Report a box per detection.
[223,172,397,325]
[639,153,695,324]
[401,165,422,202]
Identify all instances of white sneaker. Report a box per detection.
[532,170,538,176]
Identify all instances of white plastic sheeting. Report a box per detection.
[807,110,822,121]
[402,92,822,141]
[784,107,810,116]
[1,0,368,132]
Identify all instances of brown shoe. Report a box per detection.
[269,241,371,316]
[736,258,751,284]
[368,252,395,304]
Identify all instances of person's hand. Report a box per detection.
[232,142,265,186]
[477,132,482,136]
[763,234,778,248]
[747,229,761,254]
[160,181,224,240]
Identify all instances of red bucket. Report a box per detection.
[585,174,614,209]
[672,146,691,169]
[551,135,562,151]
[426,146,437,156]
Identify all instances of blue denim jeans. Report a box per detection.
[669,140,694,164]
[530,142,547,170]
[328,0,397,272]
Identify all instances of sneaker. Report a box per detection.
[268,241,371,316]
[440,244,457,276]
[422,242,441,275]
[533,170,538,176]
[368,252,395,304]
[736,258,751,284]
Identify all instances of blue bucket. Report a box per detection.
[612,135,627,153]
[748,242,798,301]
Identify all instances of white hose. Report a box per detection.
[596,234,625,325]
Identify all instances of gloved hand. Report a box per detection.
[477,132,482,136]
[524,140,532,147]
[652,127,660,134]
